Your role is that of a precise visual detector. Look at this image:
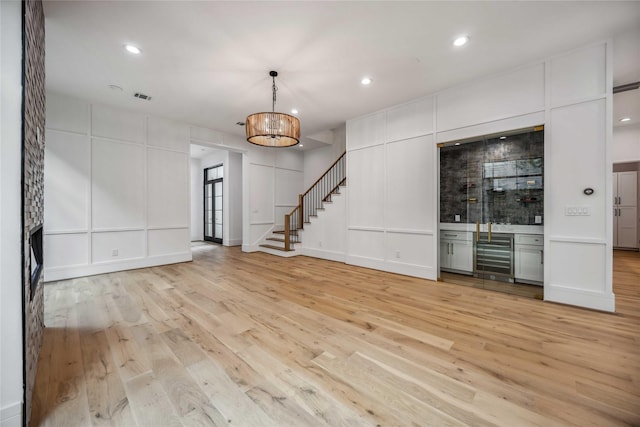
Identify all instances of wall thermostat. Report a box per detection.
[583,188,594,195]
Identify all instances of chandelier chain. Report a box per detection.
[272,75,278,112]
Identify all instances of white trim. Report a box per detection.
[91,135,145,147]
[435,111,545,144]
[544,284,615,312]
[189,137,249,154]
[547,236,606,245]
[45,126,88,137]
[44,252,192,282]
[224,238,243,247]
[301,247,346,263]
[44,228,89,235]
[346,141,385,153]
[385,228,434,236]
[347,226,385,232]
[549,94,607,110]
[346,255,435,280]
[146,225,189,231]
[0,402,21,427]
[145,143,189,155]
[91,227,145,233]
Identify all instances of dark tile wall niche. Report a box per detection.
[22,0,46,423]
[440,129,544,225]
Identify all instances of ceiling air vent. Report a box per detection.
[134,92,152,101]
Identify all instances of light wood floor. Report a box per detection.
[30,246,640,426]
[440,272,544,300]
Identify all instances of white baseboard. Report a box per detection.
[545,284,615,312]
[1,402,21,427]
[346,255,436,281]
[44,252,193,282]
[300,247,346,263]
[225,238,243,247]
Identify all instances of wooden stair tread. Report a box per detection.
[260,244,294,252]
[266,237,286,242]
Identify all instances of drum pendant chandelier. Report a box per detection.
[246,71,300,147]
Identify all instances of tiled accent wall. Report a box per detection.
[23,0,46,423]
[440,130,544,225]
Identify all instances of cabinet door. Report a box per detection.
[616,206,638,248]
[450,240,473,273]
[613,208,619,247]
[440,240,451,269]
[514,245,543,282]
[613,173,619,205]
[617,171,637,207]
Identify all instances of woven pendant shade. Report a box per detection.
[246,111,300,147]
[246,71,300,147]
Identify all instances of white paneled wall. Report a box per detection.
[347,97,437,279]
[44,130,90,231]
[348,145,385,229]
[345,40,614,311]
[613,124,640,162]
[44,93,192,281]
[190,158,203,241]
[436,64,545,132]
[544,43,614,311]
[91,138,145,229]
[147,149,189,228]
[300,188,347,262]
[245,148,304,248]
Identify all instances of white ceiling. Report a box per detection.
[43,1,640,150]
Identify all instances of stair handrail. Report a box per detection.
[283,151,346,250]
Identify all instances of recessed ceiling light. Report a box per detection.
[620,117,631,122]
[361,77,372,85]
[500,136,507,140]
[299,144,303,148]
[291,109,298,115]
[124,44,141,54]
[453,35,470,47]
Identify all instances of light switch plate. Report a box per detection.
[534,215,542,224]
[565,206,590,216]
[455,214,461,222]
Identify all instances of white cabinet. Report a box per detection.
[514,234,543,285]
[440,231,473,274]
[613,172,638,249]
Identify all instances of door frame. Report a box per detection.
[204,164,223,244]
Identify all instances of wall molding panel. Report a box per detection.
[44,93,193,281]
[345,40,614,311]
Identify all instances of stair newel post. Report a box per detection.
[284,213,291,251]
[298,194,303,230]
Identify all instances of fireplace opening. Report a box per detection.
[29,224,43,300]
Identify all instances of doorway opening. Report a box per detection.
[204,164,223,244]
[438,126,544,299]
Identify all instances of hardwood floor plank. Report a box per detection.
[124,372,184,427]
[312,351,468,426]
[31,246,640,426]
[129,323,226,425]
[186,358,277,426]
[78,330,135,426]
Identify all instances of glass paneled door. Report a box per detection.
[204,164,223,244]
[439,127,544,298]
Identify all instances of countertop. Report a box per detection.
[440,222,543,235]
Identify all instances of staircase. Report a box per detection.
[259,152,346,255]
